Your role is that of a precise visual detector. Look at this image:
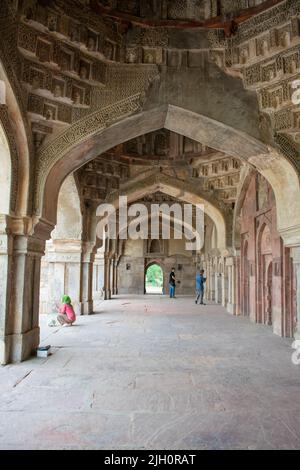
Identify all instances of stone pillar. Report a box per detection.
[103,254,111,300]
[291,247,300,339]
[227,264,232,311]
[221,271,227,307]
[9,235,45,362]
[93,253,104,300]
[110,256,114,296]
[236,254,241,315]
[209,260,215,301]
[226,256,237,315]
[112,256,119,295]
[215,272,222,304]
[46,240,83,315]
[0,217,52,364]
[81,242,94,315]
[223,252,241,315]
[0,217,13,364]
[108,257,112,299]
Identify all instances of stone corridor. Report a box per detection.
[0,295,299,450]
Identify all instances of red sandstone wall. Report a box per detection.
[240,173,296,337]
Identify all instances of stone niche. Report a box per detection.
[71,84,85,104]
[126,48,140,64]
[103,41,115,60]
[167,0,206,21]
[79,60,91,80]
[52,77,66,98]
[43,102,57,120]
[69,21,81,42]
[47,12,58,32]
[36,38,53,63]
[59,48,74,72]
[167,50,182,68]
[140,0,162,19]
[30,67,45,90]
[188,51,206,68]
[143,48,162,64]
[117,0,139,15]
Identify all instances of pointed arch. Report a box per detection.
[37,105,300,248]
[105,173,225,251]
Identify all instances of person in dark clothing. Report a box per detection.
[169,267,176,298]
[195,269,206,305]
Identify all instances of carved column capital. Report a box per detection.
[291,246,300,264]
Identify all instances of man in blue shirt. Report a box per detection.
[195,269,206,305]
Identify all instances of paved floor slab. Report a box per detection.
[0,295,299,449]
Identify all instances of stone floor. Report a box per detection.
[0,295,300,450]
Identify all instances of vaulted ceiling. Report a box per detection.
[76,129,244,210]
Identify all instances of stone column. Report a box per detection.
[215,271,221,304]
[209,259,215,301]
[0,217,52,364]
[226,256,236,314]
[10,234,45,362]
[0,216,13,364]
[93,252,104,300]
[221,271,227,307]
[224,253,241,315]
[112,256,119,295]
[291,247,300,339]
[227,264,232,311]
[235,252,241,315]
[81,242,95,315]
[103,254,111,300]
[110,256,115,296]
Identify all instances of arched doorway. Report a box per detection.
[145,263,163,294]
[38,105,300,251]
[259,224,273,326]
[39,174,84,318]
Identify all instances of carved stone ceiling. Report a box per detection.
[1,0,299,196]
[76,129,244,208]
[9,0,300,171]
[84,1,285,26]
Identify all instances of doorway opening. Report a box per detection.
[145,263,163,294]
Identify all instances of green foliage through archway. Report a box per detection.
[145,264,163,293]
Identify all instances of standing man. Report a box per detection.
[169,267,176,298]
[195,269,206,305]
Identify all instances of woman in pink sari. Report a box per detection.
[57,295,76,326]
